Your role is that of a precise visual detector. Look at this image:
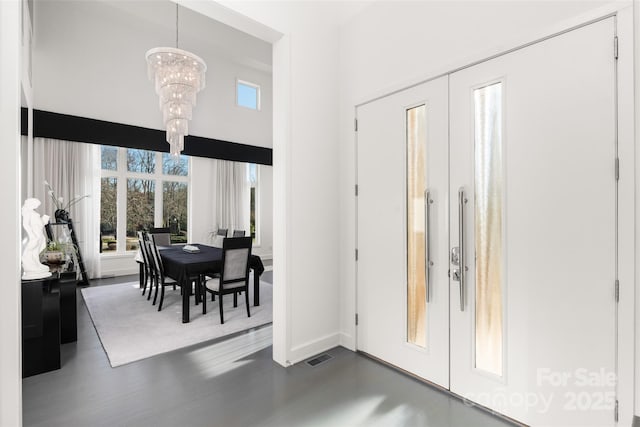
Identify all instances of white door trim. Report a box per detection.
[614,7,635,426]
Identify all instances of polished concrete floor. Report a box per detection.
[23,275,515,427]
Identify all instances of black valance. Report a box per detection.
[21,108,272,166]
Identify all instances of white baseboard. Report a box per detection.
[288,332,341,365]
[339,332,356,351]
[99,267,138,278]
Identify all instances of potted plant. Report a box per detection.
[42,240,77,264]
[43,241,65,264]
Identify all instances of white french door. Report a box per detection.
[356,77,449,388]
[449,17,616,426]
[356,16,617,427]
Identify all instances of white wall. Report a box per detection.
[337,0,636,422]
[33,0,273,148]
[193,1,354,366]
[0,1,23,425]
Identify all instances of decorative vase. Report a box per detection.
[55,209,69,223]
[44,251,64,264]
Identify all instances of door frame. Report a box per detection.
[354,6,635,424]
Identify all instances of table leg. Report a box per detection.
[253,269,260,306]
[182,280,190,323]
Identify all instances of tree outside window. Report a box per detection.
[100,145,189,253]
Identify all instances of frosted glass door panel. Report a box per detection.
[407,105,427,348]
[473,83,503,376]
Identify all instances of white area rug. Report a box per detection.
[81,280,272,367]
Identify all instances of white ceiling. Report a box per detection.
[91,0,273,73]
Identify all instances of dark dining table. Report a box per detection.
[160,244,265,323]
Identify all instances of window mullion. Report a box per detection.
[117,147,127,253]
[155,153,163,227]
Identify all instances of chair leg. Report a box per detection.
[153,277,159,305]
[219,293,224,324]
[245,287,250,318]
[158,283,165,311]
[147,275,153,301]
[202,288,207,315]
[233,292,238,307]
[141,269,147,295]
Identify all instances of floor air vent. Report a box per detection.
[305,353,333,367]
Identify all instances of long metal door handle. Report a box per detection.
[458,187,466,311]
[425,190,433,303]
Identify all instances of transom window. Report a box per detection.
[237,79,261,110]
[100,146,189,253]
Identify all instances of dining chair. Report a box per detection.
[149,227,171,247]
[211,228,228,248]
[137,231,153,297]
[202,237,252,324]
[147,234,178,311]
[232,230,245,237]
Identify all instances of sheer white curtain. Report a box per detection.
[215,160,249,235]
[33,138,100,278]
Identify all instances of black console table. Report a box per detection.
[22,270,77,378]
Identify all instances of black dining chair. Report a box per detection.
[232,230,245,237]
[147,234,178,311]
[149,227,171,246]
[202,237,252,324]
[137,231,153,297]
[211,228,228,248]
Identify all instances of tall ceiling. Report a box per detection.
[37,0,273,73]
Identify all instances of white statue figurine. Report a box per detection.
[22,198,52,279]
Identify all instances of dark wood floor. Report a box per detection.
[22,275,515,427]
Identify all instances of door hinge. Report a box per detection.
[354,118,358,132]
[615,158,619,181]
[614,36,619,60]
[355,184,359,196]
[355,313,359,325]
[614,399,618,422]
[615,279,619,303]
[355,249,359,261]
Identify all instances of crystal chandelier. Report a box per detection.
[145,5,206,156]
